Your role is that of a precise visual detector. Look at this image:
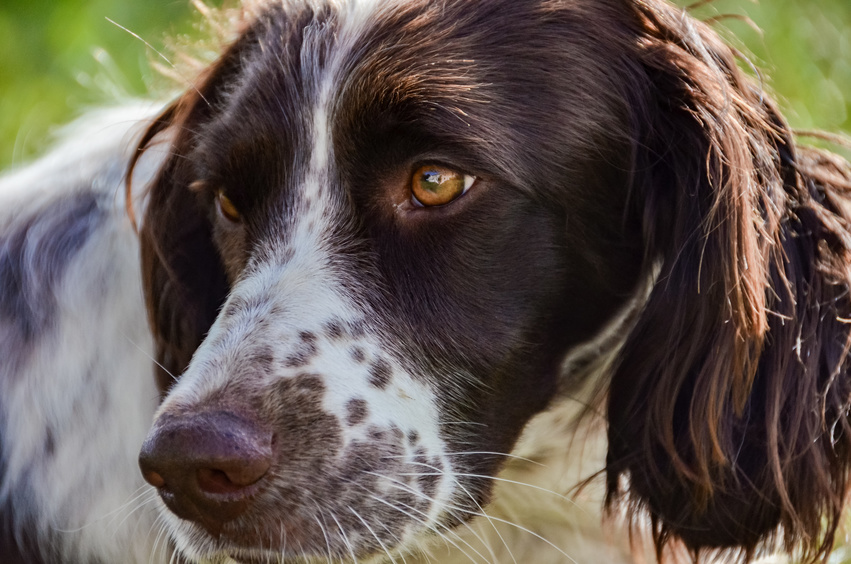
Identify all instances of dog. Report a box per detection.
[2,0,851,562]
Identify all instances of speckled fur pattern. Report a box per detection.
[0,106,167,563]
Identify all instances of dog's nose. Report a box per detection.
[139,411,273,531]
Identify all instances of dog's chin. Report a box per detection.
[175,534,328,564]
[199,549,323,564]
[168,513,394,564]
[182,544,380,564]
[170,523,324,563]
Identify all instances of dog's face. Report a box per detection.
[136,0,645,560]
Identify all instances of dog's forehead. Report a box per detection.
[197,0,619,201]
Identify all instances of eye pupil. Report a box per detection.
[411,166,473,206]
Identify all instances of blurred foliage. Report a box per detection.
[0,0,207,168]
[678,0,851,160]
[0,0,850,168]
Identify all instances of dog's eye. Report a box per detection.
[411,165,475,207]
[216,191,241,223]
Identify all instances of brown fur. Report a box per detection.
[126,0,851,561]
[604,2,851,562]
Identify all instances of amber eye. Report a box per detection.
[216,191,241,223]
[411,165,475,207]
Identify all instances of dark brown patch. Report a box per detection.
[368,358,392,389]
[284,337,319,368]
[348,319,366,338]
[418,469,440,499]
[407,430,419,445]
[292,373,326,394]
[346,398,369,426]
[368,426,385,442]
[248,345,276,375]
[325,320,344,340]
[283,354,309,368]
[350,346,366,363]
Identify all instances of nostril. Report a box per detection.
[196,461,270,494]
[142,469,166,489]
[197,468,240,494]
[196,456,272,494]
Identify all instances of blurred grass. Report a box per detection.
[0,0,850,168]
[0,0,850,560]
[678,0,851,160]
[0,0,204,169]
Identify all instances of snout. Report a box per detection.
[139,411,273,533]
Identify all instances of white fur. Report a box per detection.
[0,104,166,562]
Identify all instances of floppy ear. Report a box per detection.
[129,29,254,393]
[605,2,851,561]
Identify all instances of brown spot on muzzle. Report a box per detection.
[368,358,392,389]
[346,398,369,426]
[265,374,344,475]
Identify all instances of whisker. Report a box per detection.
[381,451,541,466]
[121,331,178,382]
[348,507,398,564]
[112,488,160,532]
[445,451,543,466]
[411,460,516,564]
[53,484,157,533]
[312,505,335,564]
[328,511,360,564]
[402,469,583,509]
[104,18,211,108]
[366,494,484,564]
[148,514,170,564]
[364,472,499,563]
[369,472,577,564]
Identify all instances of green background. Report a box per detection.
[0,0,205,168]
[0,0,850,560]
[0,0,850,168]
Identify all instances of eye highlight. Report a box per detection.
[411,165,475,207]
[216,191,241,223]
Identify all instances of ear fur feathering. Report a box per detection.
[128,21,259,392]
[605,1,851,562]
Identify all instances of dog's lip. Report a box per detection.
[185,514,331,560]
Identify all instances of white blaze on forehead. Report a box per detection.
[162,0,394,406]
[302,0,387,182]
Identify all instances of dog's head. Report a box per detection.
[133,0,851,562]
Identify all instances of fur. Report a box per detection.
[1,1,851,563]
